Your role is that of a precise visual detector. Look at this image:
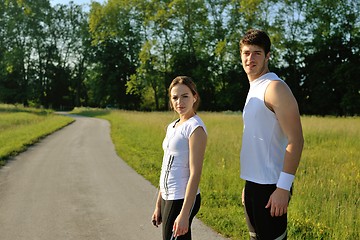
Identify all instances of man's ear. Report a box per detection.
[265,52,271,62]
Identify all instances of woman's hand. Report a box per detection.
[242,188,245,206]
[151,207,162,227]
[172,213,189,237]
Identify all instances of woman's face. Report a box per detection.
[170,83,196,117]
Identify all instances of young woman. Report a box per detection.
[152,76,207,240]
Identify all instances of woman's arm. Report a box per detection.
[172,126,207,237]
[152,191,162,227]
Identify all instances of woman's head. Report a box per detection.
[168,76,200,114]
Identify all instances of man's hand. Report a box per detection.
[265,188,290,217]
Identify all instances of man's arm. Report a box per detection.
[264,80,304,217]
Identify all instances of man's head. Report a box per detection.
[239,29,271,55]
[239,29,271,81]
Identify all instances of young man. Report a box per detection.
[239,29,304,239]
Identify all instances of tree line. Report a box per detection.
[0,0,359,115]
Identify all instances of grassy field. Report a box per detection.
[71,108,360,240]
[0,104,74,165]
[2,105,358,239]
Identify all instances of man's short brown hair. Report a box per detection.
[240,29,271,55]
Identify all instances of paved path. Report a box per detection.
[0,115,228,240]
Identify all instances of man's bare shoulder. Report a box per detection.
[265,80,297,111]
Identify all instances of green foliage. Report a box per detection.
[1,0,360,115]
[72,109,359,239]
[87,0,143,109]
[0,0,90,109]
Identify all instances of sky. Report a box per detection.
[50,0,105,7]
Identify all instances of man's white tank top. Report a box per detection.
[240,72,288,184]
[160,115,207,200]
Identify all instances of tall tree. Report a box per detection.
[1,0,359,115]
[0,0,39,105]
[88,0,143,108]
[301,0,360,115]
[166,0,214,110]
[0,1,6,98]
[272,0,308,111]
[126,0,175,110]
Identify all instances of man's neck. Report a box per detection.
[248,69,270,82]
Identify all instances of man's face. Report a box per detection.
[240,44,270,81]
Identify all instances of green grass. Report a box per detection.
[3,105,358,239]
[0,104,74,165]
[71,108,359,239]
[289,116,360,239]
